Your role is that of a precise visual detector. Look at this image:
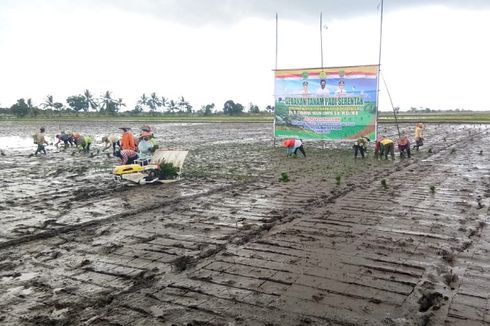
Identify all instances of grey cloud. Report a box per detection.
[9,0,490,26]
[92,0,490,25]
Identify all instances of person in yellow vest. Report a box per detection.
[353,137,370,159]
[380,136,395,160]
[78,135,92,153]
[414,123,424,151]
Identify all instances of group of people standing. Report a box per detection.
[32,125,158,165]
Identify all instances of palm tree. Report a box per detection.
[178,96,192,113]
[161,96,168,113]
[83,89,98,112]
[137,93,148,113]
[116,98,126,112]
[26,98,38,116]
[167,100,177,113]
[100,91,116,114]
[148,92,161,114]
[40,95,55,110]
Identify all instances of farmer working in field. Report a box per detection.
[71,132,81,145]
[77,135,92,153]
[398,134,411,158]
[414,123,424,151]
[115,149,138,165]
[353,137,370,159]
[33,127,49,156]
[102,134,120,155]
[374,136,383,159]
[137,131,157,162]
[55,131,75,149]
[380,136,395,160]
[120,127,137,151]
[283,138,306,158]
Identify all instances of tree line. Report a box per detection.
[1,90,275,117]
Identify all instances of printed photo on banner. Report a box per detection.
[274,64,379,140]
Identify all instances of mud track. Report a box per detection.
[0,122,489,325]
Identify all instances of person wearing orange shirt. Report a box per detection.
[119,127,136,151]
[282,138,306,158]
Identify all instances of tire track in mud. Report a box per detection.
[88,126,490,326]
[0,124,488,325]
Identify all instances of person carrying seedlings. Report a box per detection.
[77,135,92,153]
[398,134,411,158]
[282,138,306,158]
[33,127,49,155]
[115,149,138,165]
[120,127,137,151]
[414,122,424,151]
[380,135,395,160]
[102,134,120,154]
[353,136,370,159]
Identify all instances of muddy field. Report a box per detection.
[0,121,489,326]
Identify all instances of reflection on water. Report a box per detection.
[0,136,55,151]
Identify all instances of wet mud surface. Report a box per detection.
[0,121,489,325]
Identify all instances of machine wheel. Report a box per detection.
[144,169,159,182]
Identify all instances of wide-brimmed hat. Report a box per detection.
[119,127,131,130]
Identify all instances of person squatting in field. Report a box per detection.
[398,134,411,158]
[414,123,424,151]
[33,127,49,155]
[353,137,370,159]
[282,138,306,158]
[115,149,138,165]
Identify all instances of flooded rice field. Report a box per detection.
[0,121,489,325]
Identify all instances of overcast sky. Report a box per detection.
[1,0,490,112]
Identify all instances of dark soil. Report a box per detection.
[0,122,489,325]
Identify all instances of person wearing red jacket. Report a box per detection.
[282,138,306,158]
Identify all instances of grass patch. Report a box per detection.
[381,179,388,190]
[279,172,290,182]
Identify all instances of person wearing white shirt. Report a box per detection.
[316,79,330,97]
[335,80,347,97]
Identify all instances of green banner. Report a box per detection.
[274,65,379,140]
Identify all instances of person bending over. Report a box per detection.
[380,136,395,160]
[283,138,306,158]
[398,134,411,158]
[353,137,370,159]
